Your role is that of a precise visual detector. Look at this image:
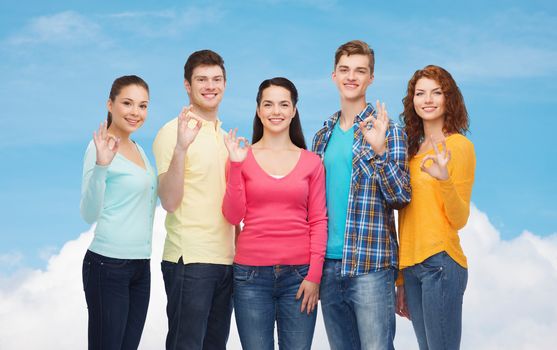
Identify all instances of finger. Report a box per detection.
[296,285,303,300]
[441,139,448,158]
[420,155,435,171]
[186,110,204,123]
[382,103,389,122]
[238,137,250,148]
[447,149,452,162]
[376,100,381,117]
[430,136,442,156]
[194,120,203,132]
[101,121,107,140]
[301,294,310,313]
[112,137,121,152]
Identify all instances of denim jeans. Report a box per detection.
[233,264,317,350]
[319,259,396,350]
[161,259,233,350]
[82,250,151,350]
[402,251,468,350]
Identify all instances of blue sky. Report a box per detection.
[1,0,556,272]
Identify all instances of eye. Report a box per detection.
[434,91,443,96]
[140,104,148,109]
[123,101,131,106]
[281,103,290,108]
[415,92,423,96]
[357,69,367,74]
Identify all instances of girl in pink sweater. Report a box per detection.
[222,77,327,350]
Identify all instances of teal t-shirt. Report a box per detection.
[323,122,353,259]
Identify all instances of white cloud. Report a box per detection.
[104,7,225,38]
[0,204,555,349]
[0,251,24,267]
[5,11,104,47]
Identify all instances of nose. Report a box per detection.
[348,70,356,80]
[424,93,433,104]
[131,104,140,115]
[272,104,281,115]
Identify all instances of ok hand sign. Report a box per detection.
[176,105,203,152]
[93,121,120,166]
[359,100,389,156]
[420,136,451,181]
[224,128,249,162]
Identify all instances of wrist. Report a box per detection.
[174,144,189,155]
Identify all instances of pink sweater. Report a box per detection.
[222,149,328,283]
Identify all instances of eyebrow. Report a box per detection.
[338,65,369,71]
[415,87,442,92]
[261,99,291,104]
[121,97,149,103]
[193,75,224,79]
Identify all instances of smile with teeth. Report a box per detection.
[344,83,358,89]
[268,117,285,124]
[202,93,217,99]
[125,118,140,126]
[422,106,437,112]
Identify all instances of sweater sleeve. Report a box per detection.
[371,122,412,209]
[80,142,109,225]
[305,157,328,284]
[439,138,476,230]
[222,161,246,225]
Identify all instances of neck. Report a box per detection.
[191,104,218,122]
[257,131,295,150]
[339,98,367,128]
[422,118,446,141]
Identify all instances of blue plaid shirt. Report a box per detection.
[312,103,411,276]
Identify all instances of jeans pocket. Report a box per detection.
[233,264,255,283]
[82,259,91,291]
[293,264,310,280]
[101,257,130,268]
[421,252,445,272]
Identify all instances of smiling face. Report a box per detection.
[256,85,296,135]
[184,64,226,114]
[332,54,374,102]
[413,77,446,124]
[107,84,149,137]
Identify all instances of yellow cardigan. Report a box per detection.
[398,134,476,275]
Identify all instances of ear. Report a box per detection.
[106,99,113,114]
[369,73,375,85]
[184,79,192,95]
[292,106,297,119]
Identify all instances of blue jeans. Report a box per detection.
[233,264,317,350]
[320,259,396,350]
[161,259,233,350]
[402,251,468,350]
[82,250,151,350]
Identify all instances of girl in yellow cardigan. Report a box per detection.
[397,65,476,350]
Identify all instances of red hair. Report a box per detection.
[401,65,469,157]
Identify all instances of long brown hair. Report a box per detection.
[107,75,149,127]
[401,65,469,157]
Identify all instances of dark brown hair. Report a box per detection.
[401,65,469,157]
[107,75,149,127]
[334,40,375,75]
[183,49,226,83]
[252,77,307,150]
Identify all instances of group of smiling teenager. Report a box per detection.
[80,40,475,350]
